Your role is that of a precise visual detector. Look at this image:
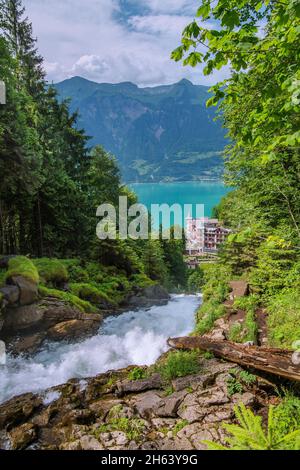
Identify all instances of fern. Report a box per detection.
[203,403,300,450]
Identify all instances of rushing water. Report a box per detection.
[0,294,201,404]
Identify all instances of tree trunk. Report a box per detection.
[167,336,300,382]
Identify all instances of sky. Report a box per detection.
[23,0,230,87]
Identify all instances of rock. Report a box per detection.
[134,391,162,418]
[0,255,16,269]
[127,285,170,308]
[0,393,42,429]
[61,409,94,426]
[47,319,100,341]
[232,392,256,407]
[89,399,124,418]
[172,372,215,392]
[10,276,38,306]
[3,304,44,332]
[0,286,19,306]
[229,281,249,300]
[9,423,36,450]
[79,435,103,450]
[116,373,163,396]
[110,431,128,446]
[60,440,81,450]
[8,333,46,355]
[153,392,185,418]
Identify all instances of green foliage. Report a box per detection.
[267,288,300,348]
[95,405,145,441]
[204,403,300,450]
[187,266,205,293]
[229,295,259,344]
[173,420,189,436]
[38,285,97,313]
[6,256,39,283]
[33,258,68,285]
[128,367,147,381]
[69,283,112,306]
[174,0,300,350]
[156,351,200,381]
[227,368,256,397]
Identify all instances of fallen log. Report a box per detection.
[167,336,300,382]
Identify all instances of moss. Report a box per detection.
[0,268,6,287]
[33,258,68,285]
[69,282,114,306]
[6,256,39,283]
[38,285,97,313]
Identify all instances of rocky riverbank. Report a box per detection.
[0,356,277,450]
[0,256,169,356]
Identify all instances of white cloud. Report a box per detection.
[130,0,197,14]
[128,14,192,35]
[23,0,229,87]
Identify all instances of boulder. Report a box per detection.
[133,391,162,418]
[153,392,185,418]
[10,276,38,306]
[0,285,19,306]
[116,373,163,396]
[8,332,46,355]
[47,319,100,341]
[8,423,36,450]
[127,285,170,308]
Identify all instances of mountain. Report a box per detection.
[54,76,226,182]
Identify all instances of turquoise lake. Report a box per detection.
[130,181,231,229]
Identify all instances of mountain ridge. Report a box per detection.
[54,76,226,182]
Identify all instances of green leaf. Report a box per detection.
[221,11,240,29]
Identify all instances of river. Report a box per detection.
[0,294,201,404]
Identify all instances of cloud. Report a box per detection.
[23,0,229,86]
[129,0,197,15]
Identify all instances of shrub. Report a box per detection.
[128,367,147,381]
[267,288,300,348]
[195,300,225,336]
[6,256,39,283]
[33,258,68,285]
[156,351,200,381]
[95,405,145,441]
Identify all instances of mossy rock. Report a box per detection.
[38,285,97,314]
[6,256,39,284]
[33,258,68,286]
[69,283,114,307]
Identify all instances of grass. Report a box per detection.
[33,258,68,285]
[156,351,201,381]
[38,285,97,313]
[228,295,259,344]
[94,405,145,441]
[267,288,300,348]
[128,367,147,381]
[173,420,189,436]
[6,256,39,283]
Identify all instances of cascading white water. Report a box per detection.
[0,294,201,404]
